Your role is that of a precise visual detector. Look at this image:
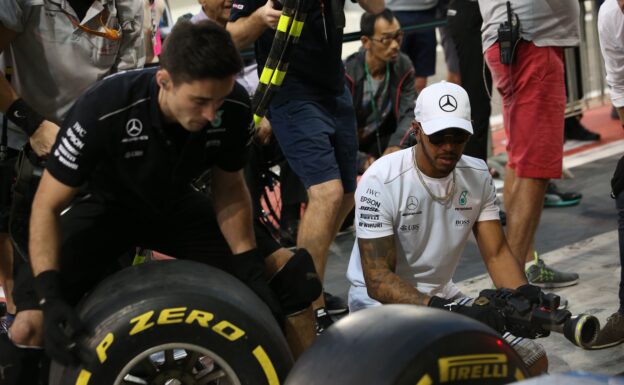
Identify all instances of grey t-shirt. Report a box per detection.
[0,0,145,129]
[385,0,438,12]
[479,0,580,52]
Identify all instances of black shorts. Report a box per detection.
[14,189,282,311]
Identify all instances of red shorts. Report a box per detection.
[485,41,565,179]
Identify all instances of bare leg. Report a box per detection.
[415,76,427,95]
[446,71,461,85]
[0,233,15,315]
[504,167,548,268]
[284,307,315,359]
[297,179,343,289]
[264,247,317,357]
[308,189,355,310]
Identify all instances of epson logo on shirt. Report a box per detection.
[360,196,381,208]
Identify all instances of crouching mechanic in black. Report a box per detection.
[8,20,321,377]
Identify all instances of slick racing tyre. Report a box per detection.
[285,305,529,385]
[49,260,293,385]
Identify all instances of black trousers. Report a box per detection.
[14,189,280,311]
[447,0,492,162]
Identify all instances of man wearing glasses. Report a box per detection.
[344,9,417,174]
[345,81,548,374]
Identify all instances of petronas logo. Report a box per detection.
[212,110,224,128]
[459,190,468,206]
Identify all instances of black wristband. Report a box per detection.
[6,98,44,137]
[34,270,63,305]
[428,296,453,308]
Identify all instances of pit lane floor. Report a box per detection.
[324,103,624,375]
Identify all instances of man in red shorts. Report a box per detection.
[479,1,581,289]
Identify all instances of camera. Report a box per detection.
[497,1,521,65]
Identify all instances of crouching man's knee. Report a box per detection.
[9,310,44,347]
[269,248,322,316]
[0,310,47,384]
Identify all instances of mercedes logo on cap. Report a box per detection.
[126,118,143,137]
[439,95,458,112]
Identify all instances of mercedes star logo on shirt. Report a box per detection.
[406,196,419,210]
[439,95,458,112]
[126,118,143,137]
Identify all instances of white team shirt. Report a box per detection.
[478,0,580,52]
[598,0,624,108]
[346,148,499,303]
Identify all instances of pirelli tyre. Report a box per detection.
[285,305,530,385]
[49,260,293,385]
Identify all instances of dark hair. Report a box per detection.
[160,20,243,84]
[360,9,396,37]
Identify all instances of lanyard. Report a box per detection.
[47,0,121,41]
[364,60,389,154]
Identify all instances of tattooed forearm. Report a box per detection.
[358,236,430,306]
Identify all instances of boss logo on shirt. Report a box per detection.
[455,219,471,227]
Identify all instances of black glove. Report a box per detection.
[515,284,543,306]
[428,296,505,334]
[230,249,285,328]
[34,270,84,365]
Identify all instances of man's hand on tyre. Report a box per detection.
[34,270,85,365]
[231,249,285,328]
[428,296,506,334]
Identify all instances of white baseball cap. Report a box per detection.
[414,81,473,135]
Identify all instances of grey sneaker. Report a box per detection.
[526,255,579,288]
[589,312,624,350]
